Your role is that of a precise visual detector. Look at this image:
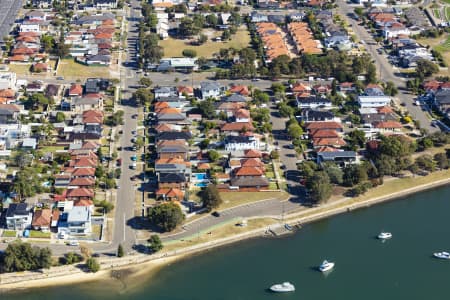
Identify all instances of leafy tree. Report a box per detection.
[41,34,55,53]
[208,150,220,162]
[182,49,197,58]
[148,235,163,252]
[135,136,145,149]
[434,153,449,170]
[221,29,231,40]
[366,63,377,84]
[117,244,124,257]
[288,122,303,140]
[179,17,201,37]
[201,184,222,211]
[343,165,368,187]
[86,257,100,273]
[62,252,83,265]
[55,112,66,122]
[278,103,294,118]
[139,77,153,87]
[306,171,332,203]
[347,129,366,150]
[148,202,185,232]
[206,14,218,27]
[323,163,344,185]
[198,34,208,44]
[270,150,280,160]
[199,138,210,150]
[198,98,216,119]
[378,135,416,157]
[383,81,398,96]
[134,88,154,106]
[1,241,52,272]
[415,59,439,79]
[415,155,436,172]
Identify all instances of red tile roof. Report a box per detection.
[69,177,95,186]
[374,121,403,128]
[32,209,52,227]
[74,199,94,206]
[72,167,96,177]
[313,137,346,147]
[69,84,83,96]
[310,129,339,138]
[67,188,94,198]
[244,149,262,158]
[221,122,254,132]
[229,85,249,96]
[306,122,342,130]
[156,188,185,200]
[235,166,264,176]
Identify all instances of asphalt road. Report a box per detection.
[0,0,21,44]
[336,0,437,133]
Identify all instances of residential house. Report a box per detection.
[229,85,250,96]
[94,0,118,9]
[157,58,198,72]
[31,208,52,231]
[156,108,187,124]
[6,203,32,230]
[298,109,334,122]
[156,131,192,142]
[358,95,391,107]
[0,104,21,124]
[225,135,260,151]
[317,150,357,166]
[155,188,185,201]
[72,96,104,112]
[296,96,332,109]
[66,206,91,235]
[68,84,83,97]
[157,140,189,159]
[155,158,191,177]
[434,89,450,118]
[0,72,17,90]
[221,121,254,133]
[233,108,250,123]
[223,94,247,103]
[229,176,269,191]
[158,173,187,190]
[251,12,269,23]
[200,82,223,99]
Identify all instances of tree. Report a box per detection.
[201,184,222,211]
[148,235,163,252]
[343,165,368,187]
[41,34,55,53]
[148,202,185,232]
[221,29,231,40]
[288,122,303,140]
[383,81,398,96]
[270,150,280,160]
[198,34,208,45]
[208,150,220,162]
[117,244,124,257]
[366,63,377,84]
[1,241,52,272]
[179,17,201,37]
[416,59,439,79]
[206,14,218,27]
[86,257,100,273]
[415,154,436,172]
[182,49,197,58]
[278,103,294,118]
[135,136,144,149]
[347,129,366,150]
[134,88,154,106]
[55,112,65,122]
[306,171,332,203]
[139,77,153,87]
[434,153,449,170]
[62,252,83,265]
[378,135,416,158]
[323,163,344,185]
[198,98,216,119]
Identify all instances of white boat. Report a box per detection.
[434,252,450,259]
[269,282,295,293]
[378,232,392,239]
[284,224,293,231]
[319,260,335,272]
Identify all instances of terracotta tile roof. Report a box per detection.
[12,48,36,55]
[81,141,100,150]
[306,122,343,130]
[313,137,346,147]
[153,2,174,7]
[155,123,175,132]
[234,108,250,119]
[221,122,254,132]
[67,188,94,198]
[74,199,94,206]
[156,188,184,200]
[32,209,51,227]
[9,55,28,61]
[310,129,339,138]
[374,121,403,128]
[230,159,241,167]
[154,101,170,112]
[0,89,15,98]
[244,149,262,158]
[317,146,339,152]
[156,158,190,166]
[69,84,83,96]
[197,163,211,169]
[235,166,264,176]
[70,157,97,168]
[214,173,230,180]
[240,158,264,168]
[376,106,394,114]
[69,177,95,186]
[229,85,249,96]
[292,83,311,93]
[72,167,96,177]
[177,86,194,94]
[33,62,48,71]
[52,209,60,222]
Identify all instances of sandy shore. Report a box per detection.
[1,174,449,291]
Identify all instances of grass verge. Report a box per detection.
[29,230,51,238]
[2,230,16,237]
[219,191,289,210]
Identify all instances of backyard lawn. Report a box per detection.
[160,27,250,58]
[8,63,32,75]
[57,59,111,79]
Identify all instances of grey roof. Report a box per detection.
[297,96,332,104]
[230,176,269,187]
[157,96,184,102]
[87,54,110,63]
[159,173,186,183]
[318,151,357,160]
[364,88,385,97]
[157,145,189,153]
[300,109,334,121]
[361,113,397,124]
[157,131,192,141]
[67,206,90,222]
[6,203,28,217]
[75,13,115,25]
[201,81,221,92]
[435,89,450,105]
[73,97,100,106]
[154,86,177,95]
[224,94,246,102]
[157,112,186,121]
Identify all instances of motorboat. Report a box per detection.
[284,224,293,231]
[319,260,335,272]
[269,282,295,292]
[378,232,392,239]
[434,252,450,259]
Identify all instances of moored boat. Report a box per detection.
[269,282,295,292]
[319,260,335,272]
[434,252,450,259]
[378,232,392,239]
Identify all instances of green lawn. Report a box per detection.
[2,230,16,237]
[434,8,441,19]
[57,59,111,79]
[160,27,250,58]
[29,230,51,238]
[8,64,32,75]
[39,146,66,153]
[219,191,289,210]
[446,7,450,21]
[435,35,450,52]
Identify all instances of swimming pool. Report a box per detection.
[195,182,208,187]
[194,173,208,180]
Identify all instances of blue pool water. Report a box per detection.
[195,183,208,187]
[195,173,208,180]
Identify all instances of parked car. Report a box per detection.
[67,240,79,246]
[117,158,122,166]
[130,162,137,170]
[131,155,137,161]
[212,211,221,217]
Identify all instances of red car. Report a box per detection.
[117,158,122,166]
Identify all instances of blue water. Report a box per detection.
[195,182,208,187]
[194,173,208,180]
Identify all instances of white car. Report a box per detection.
[68,240,79,246]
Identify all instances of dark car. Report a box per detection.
[212,211,221,217]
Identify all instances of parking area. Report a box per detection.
[0,0,21,44]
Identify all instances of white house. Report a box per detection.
[19,23,40,33]
[154,86,177,99]
[200,82,222,99]
[225,135,260,151]
[0,72,17,90]
[382,23,410,38]
[6,203,32,230]
[296,96,332,109]
[358,96,391,108]
[66,206,92,235]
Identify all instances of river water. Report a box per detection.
[4,185,450,300]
